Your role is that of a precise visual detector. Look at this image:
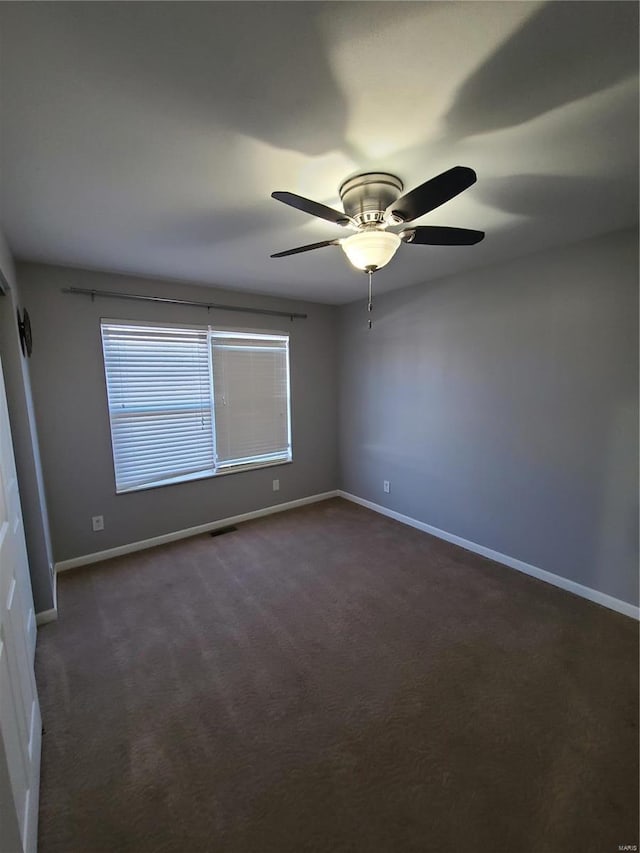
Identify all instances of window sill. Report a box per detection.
[116,457,292,495]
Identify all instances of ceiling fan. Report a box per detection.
[270,166,485,276]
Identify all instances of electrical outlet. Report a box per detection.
[92,515,104,532]
[383,480,390,494]
[272,479,280,492]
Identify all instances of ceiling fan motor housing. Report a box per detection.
[339,172,403,227]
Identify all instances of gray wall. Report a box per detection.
[339,228,639,607]
[18,262,339,561]
[0,232,54,612]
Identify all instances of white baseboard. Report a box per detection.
[338,491,640,621]
[54,491,340,573]
[36,569,58,625]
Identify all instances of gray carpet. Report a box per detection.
[35,498,639,853]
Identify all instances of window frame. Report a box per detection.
[100,318,293,495]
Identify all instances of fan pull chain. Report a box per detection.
[367,269,373,330]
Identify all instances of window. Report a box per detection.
[101,320,291,493]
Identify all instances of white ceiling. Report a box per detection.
[0,1,637,305]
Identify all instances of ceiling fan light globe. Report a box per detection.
[341,230,401,272]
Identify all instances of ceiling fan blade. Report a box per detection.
[387,167,477,223]
[401,226,485,245]
[271,191,352,226]
[270,239,340,258]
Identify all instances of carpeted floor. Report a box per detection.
[35,498,638,853]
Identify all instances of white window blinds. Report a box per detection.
[101,322,292,493]
[211,332,291,469]
[101,322,215,492]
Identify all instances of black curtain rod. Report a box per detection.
[61,286,308,320]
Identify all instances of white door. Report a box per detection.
[0,356,41,853]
